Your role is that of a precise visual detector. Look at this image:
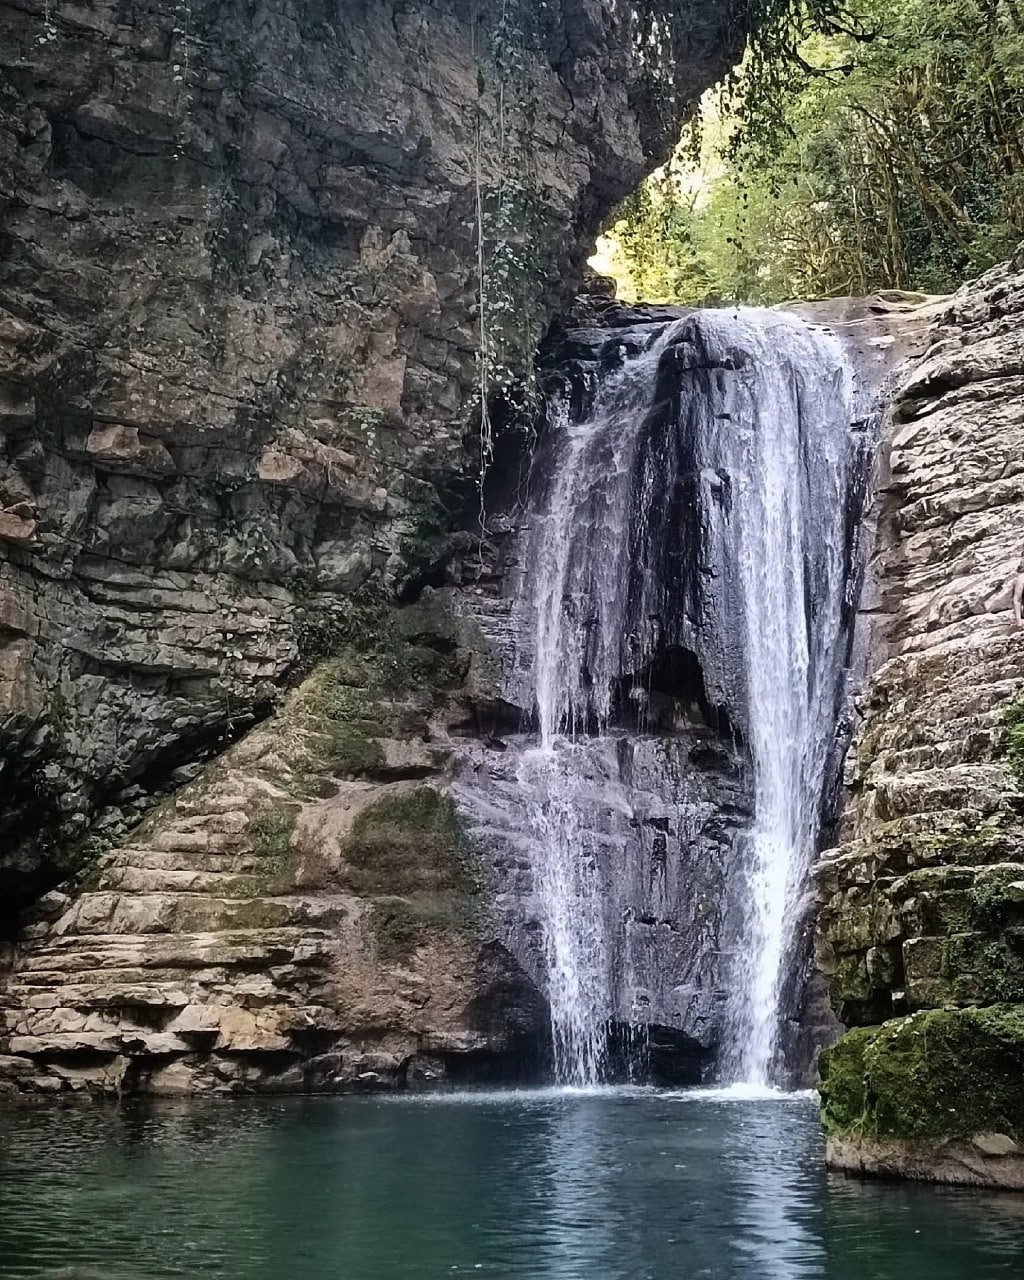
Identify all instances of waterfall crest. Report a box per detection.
[520,307,863,1087]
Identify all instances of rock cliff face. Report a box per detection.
[0,0,746,916]
[0,594,555,1094]
[817,255,1024,1188]
[0,0,752,1092]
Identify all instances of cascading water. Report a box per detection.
[519,307,863,1088]
[520,331,676,1084]
[695,312,857,1087]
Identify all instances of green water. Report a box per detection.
[1,1088,1023,1279]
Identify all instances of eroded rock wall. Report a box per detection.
[0,0,756,1093]
[0,0,746,913]
[816,254,1024,1187]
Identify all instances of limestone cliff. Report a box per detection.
[817,253,1024,1188]
[0,0,751,1092]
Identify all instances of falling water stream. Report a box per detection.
[521,308,860,1087]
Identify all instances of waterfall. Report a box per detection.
[521,330,675,1084]
[695,311,856,1086]
[520,307,861,1087]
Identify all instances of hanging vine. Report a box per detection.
[471,0,549,509]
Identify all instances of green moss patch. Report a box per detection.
[281,597,470,795]
[999,698,1024,792]
[921,817,1017,867]
[346,788,479,897]
[820,1006,1024,1144]
[247,799,300,882]
[343,787,486,961]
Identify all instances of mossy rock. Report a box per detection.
[345,788,480,899]
[284,597,472,791]
[921,818,1020,867]
[901,928,1024,1006]
[343,787,487,961]
[247,799,300,884]
[370,895,477,964]
[820,1005,1024,1144]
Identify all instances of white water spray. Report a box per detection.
[522,331,673,1084]
[695,312,856,1085]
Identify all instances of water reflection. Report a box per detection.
[1,1092,1023,1279]
[719,1098,826,1277]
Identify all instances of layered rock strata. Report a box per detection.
[0,595,551,1094]
[817,255,1024,1187]
[0,289,916,1096]
[0,0,747,913]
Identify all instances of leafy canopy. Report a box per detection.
[603,0,1024,305]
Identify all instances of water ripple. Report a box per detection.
[1,1095,1022,1280]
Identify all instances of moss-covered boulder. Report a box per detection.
[820,1007,1024,1187]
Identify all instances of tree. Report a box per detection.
[605,0,1024,304]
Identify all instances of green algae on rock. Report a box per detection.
[820,1007,1024,1187]
[343,787,487,962]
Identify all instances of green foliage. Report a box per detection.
[609,0,1024,304]
[45,688,71,739]
[58,832,114,894]
[295,588,391,670]
[971,877,1022,923]
[820,1006,1024,1143]
[999,697,1024,791]
[471,0,548,479]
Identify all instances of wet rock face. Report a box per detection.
[466,303,891,1086]
[455,717,750,1082]
[0,0,747,911]
[816,257,1024,1185]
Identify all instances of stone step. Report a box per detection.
[50,891,357,938]
[104,848,264,874]
[2,991,349,1059]
[98,866,268,896]
[5,967,293,1001]
[7,981,200,1011]
[874,733,1000,773]
[4,1030,196,1057]
[11,928,339,976]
